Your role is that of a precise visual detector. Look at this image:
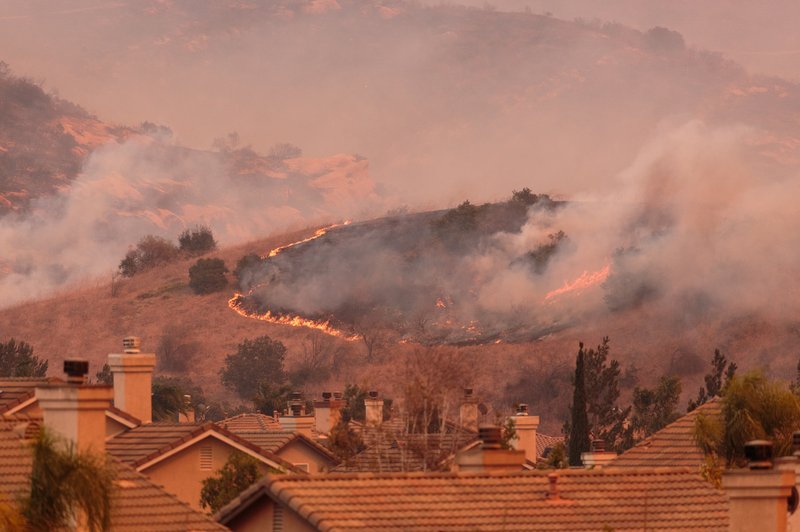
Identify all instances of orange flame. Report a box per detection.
[228,221,359,340]
[228,294,360,340]
[266,221,351,258]
[544,264,611,302]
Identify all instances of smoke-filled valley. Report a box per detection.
[2,0,800,429]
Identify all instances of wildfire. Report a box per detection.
[267,221,351,258]
[544,264,611,303]
[228,220,359,340]
[228,294,360,340]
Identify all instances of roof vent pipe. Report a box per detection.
[745,440,773,470]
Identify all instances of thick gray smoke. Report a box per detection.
[242,118,800,343]
[0,134,379,307]
[1,0,790,206]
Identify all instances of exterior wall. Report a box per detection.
[105,416,130,439]
[226,496,317,532]
[277,440,335,473]
[142,436,276,511]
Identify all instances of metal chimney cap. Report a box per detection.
[123,336,141,353]
[333,391,343,399]
[793,431,800,455]
[744,440,773,469]
[590,439,606,452]
[516,403,529,415]
[464,388,473,397]
[322,391,332,400]
[368,390,379,399]
[64,359,89,384]
[290,391,303,400]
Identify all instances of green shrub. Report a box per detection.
[179,225,217,256]
[118,235,180,277]
[189,258,228,294]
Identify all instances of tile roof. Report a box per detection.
[219,413,281,432]
[232,430,338,463]
[334,421,496,473]
[0,377,62,414]
[217,467,729,531]
[106,422,302,473]
[612,399,721,469]
[537,433,564,460]
[0,417,225,530]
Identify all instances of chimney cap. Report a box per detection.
[744,440,773,469]
[464,388,473,397]
[516,403,529,415]
[290,391,303,401]
[793,431,800,456]
[479,425,503,449]
[322,391,332,400]
[590,439,606,452]
[368,390,379,399]
[123,336,141,353]
[64,359,89,384]
[333,391,343,399]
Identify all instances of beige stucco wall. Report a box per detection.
[277,440,335,473]
[105,416,130,440]
[142,436,276,511]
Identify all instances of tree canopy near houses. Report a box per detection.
[0,338,47,377]
[221,336,288,401]
[200,452,263,514]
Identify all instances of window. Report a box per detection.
[200,445,212,471]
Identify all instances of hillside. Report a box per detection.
[1,211,797,433]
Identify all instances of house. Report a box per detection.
[0,372,226,530]
[220,414,339,473]
[611,399,721,468]
[214,466,731,531]
[106,422,303,511]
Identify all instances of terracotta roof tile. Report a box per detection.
[0,377,62,414]
[107,422,302,473]
[612,399,721,469]
[219,413,281,432]
[217,467,729,531]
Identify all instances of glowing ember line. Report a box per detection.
[544,264,611,302]
[229,221,359,340]
[266,221,351,258]
[228,294,360,340]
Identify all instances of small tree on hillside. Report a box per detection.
[156,325,200,373]
[189,258,228,294]
[0,339,47,377]
[221,336,288,400]
[179,225,217,256]
[200,452,263,514]
[119,235,179,277]
[233,253,262,291]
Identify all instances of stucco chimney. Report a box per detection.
[314,391,345,435]
[36,359,113,454]
[365,390,383,426]
[460,388,478,432]
[581,439,617,468]
[108,336,156,424]
[279,391,315,437]
[723,440,795,532]
[511,403,540,463]
[179,395,195,423]
[455,425,525,472]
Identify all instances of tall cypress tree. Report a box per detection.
[568,343,591,466]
